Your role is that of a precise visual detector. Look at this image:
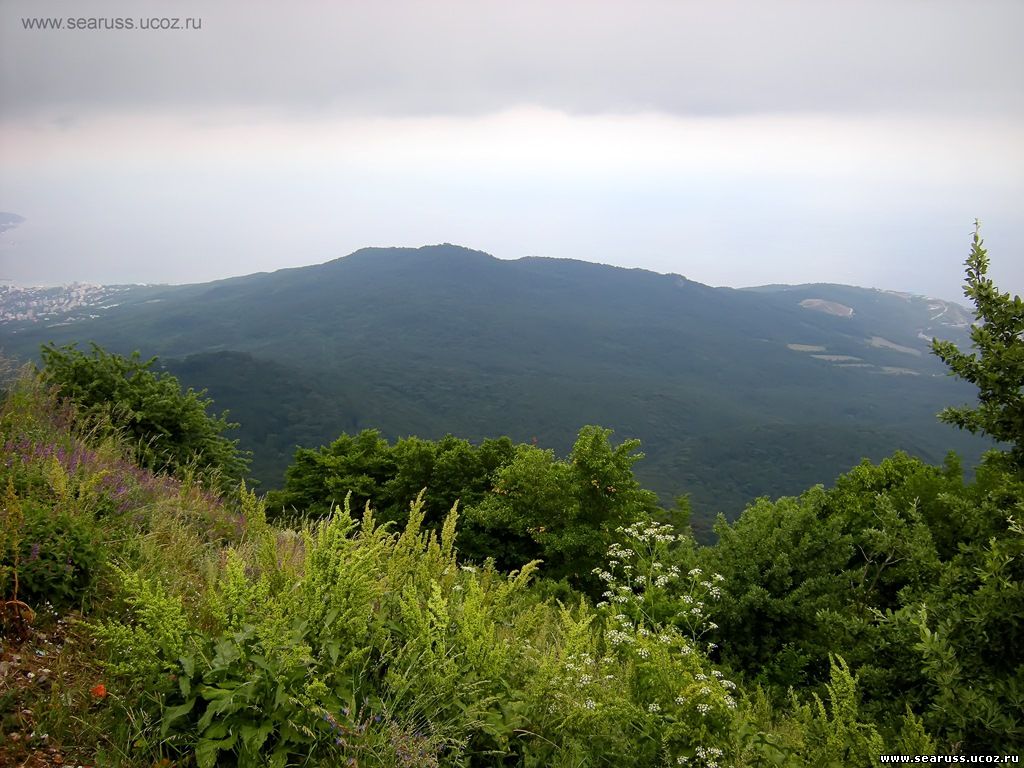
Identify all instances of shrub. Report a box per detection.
[39,343,250,492]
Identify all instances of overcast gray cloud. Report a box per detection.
[3,0,1023,119]
[0,0,1021,299]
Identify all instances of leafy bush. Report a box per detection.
[272,425,659,590]
[39,343,250,491]
[894,474,1024,751]
[7,491,103,611]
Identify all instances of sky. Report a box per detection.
[0,0,1022,302]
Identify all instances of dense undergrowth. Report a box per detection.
[2,368,1020,766]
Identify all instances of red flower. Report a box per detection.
[90,683,107,699]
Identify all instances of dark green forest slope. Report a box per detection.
[0,245,991,531]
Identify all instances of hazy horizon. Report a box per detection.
[2,0,1022,303]
[0,234,996,307]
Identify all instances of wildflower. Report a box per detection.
[607,630,630,645]
[90,683,108,699]
[636,648,650,659]
[697,703,710,715]
[647,702,660,713]
[585,699,596,710]
[675,695,686,705]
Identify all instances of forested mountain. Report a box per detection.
[4,229,1019,764]
[0,244,990,531]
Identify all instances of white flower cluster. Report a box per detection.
[695,745,724,768]
[593,518,735,760]
[616,521,679,544]
[607,629,633,645]
[556,652,620,714]
[675,570,726,642]
[674,744,725,767]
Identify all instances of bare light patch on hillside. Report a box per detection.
[799,299,854,317]
[811,354,862,362]
[868,336,922,356]
[880,366,920,375]
[787,343,826,352]
[925,299,971,327]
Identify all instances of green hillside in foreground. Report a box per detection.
[0,245,992,531]
[2,350,1020,764]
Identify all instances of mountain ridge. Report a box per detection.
[0,243,990,534]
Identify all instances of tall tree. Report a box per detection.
[932,223,1024,469]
